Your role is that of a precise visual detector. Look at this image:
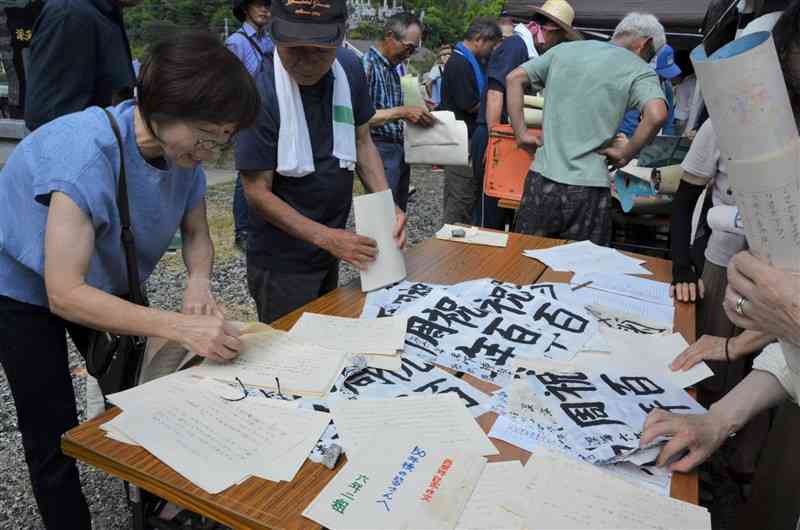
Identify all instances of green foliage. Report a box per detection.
[123,0,506,52]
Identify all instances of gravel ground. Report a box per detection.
[0,167,444,530]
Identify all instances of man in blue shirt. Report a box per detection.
[363,13,435,211]
[471,0,580,229]
[618,44,681,137]
[440,18,502,225]
[226,0,274,251]
[235,0,406,323]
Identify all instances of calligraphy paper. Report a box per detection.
[571,272,673,307]
[288,313,407,356]
[398,289,599,385]
[523,241,651,276]
[353,189,407,292]
[361,281,442,318]
[435,224,509,247]
[584,295,675,330]
[329,394,498,457]
[511,359,705,464]
[328,355,490,418]
[186,330,348,397]
[575,329,713,389]
[691,32,798,161]
[303,438,486,530]
[107,375,331,493]
[455,461,526,530]
[487,415,671,496]
[504,448,710,529]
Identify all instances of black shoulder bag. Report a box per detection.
[79,109,148,396]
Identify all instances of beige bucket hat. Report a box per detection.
[530,0,582,41]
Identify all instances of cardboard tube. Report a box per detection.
[524,95,544,109]
[655,164,682,194]
[692,32,798,159]
[524,108,543,127]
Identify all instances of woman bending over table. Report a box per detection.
[0,31,259,529]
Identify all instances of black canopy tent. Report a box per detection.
[503,0,715,50]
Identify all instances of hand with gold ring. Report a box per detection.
[724,251,800,346]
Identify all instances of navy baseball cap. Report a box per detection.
[268,0,347,47]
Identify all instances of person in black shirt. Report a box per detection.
[471,0,580,229]
[24,0,140,131]
[235,0,406,323]
[440,17,502,225]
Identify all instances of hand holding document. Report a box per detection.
[503,449,710,529]
[304,437,486,530]
[186,329,348,397]
[435,224,509,247]
[404,111,469,166]
[353,190,407,292]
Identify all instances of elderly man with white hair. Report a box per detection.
[506,12,668,245]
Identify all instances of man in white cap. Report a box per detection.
[471,0,581,229]
[507,12,668,246]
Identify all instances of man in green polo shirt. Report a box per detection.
[506,12,668,245]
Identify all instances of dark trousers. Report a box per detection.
[233,174,249,238]
[469,125,513,229]
[246,262,339,324]
[442,164,478,226]
[374,140,410,211]
[515,170,613,246]
[0,295,92,529]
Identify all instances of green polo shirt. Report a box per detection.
[522,40,665,188]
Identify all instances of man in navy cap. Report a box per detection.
[235,0,406,323]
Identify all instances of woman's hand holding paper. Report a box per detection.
[176,314,242,363]
[640,408,731,473]
[724,251,800,346]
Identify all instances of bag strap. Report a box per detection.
[102,109,146,306]
[239,29,266,57]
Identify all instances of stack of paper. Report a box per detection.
[289,312,407,371]
[353,190,407,292]
[102,373,331,493]
[503,449,711,529]
[329,394,498,457]
[455,461,526,530]
[303,437,486,529]
[523,240,651,275]
[435,224,509,247]
[570,272,673,306]
[186,328,348,398]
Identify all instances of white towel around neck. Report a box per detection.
[513,23,540,60]
[274,52,357,177]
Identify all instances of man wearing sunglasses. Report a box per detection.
[363,13,435,212]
